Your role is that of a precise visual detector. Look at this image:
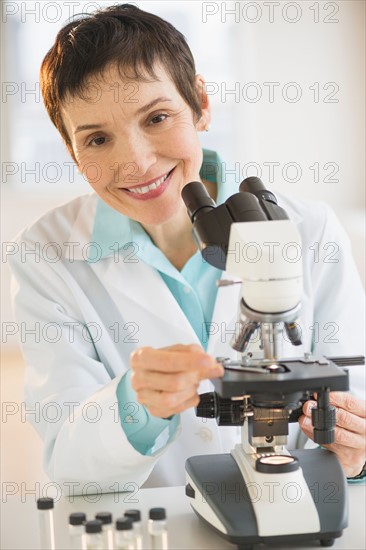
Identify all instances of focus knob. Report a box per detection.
[195,392,217,418]
[312,405,336,444]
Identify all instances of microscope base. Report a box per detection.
[185,448,347,549]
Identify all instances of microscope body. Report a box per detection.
[182,178,356,549]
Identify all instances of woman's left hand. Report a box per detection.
[299,392,366,478]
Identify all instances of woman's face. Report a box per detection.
[61,64,210,226]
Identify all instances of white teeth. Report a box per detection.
[128,172,170,194]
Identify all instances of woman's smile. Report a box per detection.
[118,167,176,201]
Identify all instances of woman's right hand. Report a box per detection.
[130,344,224,418]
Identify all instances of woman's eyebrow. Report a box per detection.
[135,97,172,114]
[74,97,172,134]
[74,124,104,135]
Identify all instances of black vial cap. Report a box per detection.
[116,517,133,531]
[124,509,141,522]
[85,519,102,534]
[37,497,54,510]
[69,512,86,525]
[95,512,112,525]
[149,507,166,520]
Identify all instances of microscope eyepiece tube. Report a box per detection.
[239,176,282,214]
[225,193,267,222]
[240,176,277,203]
[239,176,266,194]
[181,181,216,221]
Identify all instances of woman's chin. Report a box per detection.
[103,187,186,227]
[138,210,178,228]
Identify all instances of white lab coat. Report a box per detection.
[9,191,365,495]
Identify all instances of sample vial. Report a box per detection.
[95,512,114,550]
[124,510,142,550]
[37,497,55,550]
[115,517,135,550]
[148,508,168,550]
[84,520,103,550]
[69,512,87,550]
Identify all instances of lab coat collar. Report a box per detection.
[64,192,98,260]
[64,192,146,261]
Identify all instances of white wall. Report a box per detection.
[1,1,365,349]
[203,0,365,280]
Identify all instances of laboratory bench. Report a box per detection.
[1,484,365,549]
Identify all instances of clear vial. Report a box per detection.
[115,517,135,550]
[37,497,55,550]
[124,510,142,550]
[95,512,114,550]
[148,508,168,550]
[69,512,87,550]
[85,520,103,550]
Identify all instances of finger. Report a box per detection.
[131,347,224,377]
[316,441,364,456]
[308,440,365,478]
[173,393,202,415]
[137,386,199,415]
[133,344,204,358]
[302,400,316,416]
[132,369,200,393]
[299,415,366,449]
[298,414,313,438]
[160,343,204,353]
[303,401,366,435]
[324,446,365,478]
[333,426,366,449]
[314,392,366,418]
[147,393,201,419]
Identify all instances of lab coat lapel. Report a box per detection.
[100,257,200,344]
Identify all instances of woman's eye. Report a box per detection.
[150,113,168,125]
[88,136,106,146]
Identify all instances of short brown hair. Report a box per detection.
[40,3,202,162]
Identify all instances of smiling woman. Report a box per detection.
[40,4,213,257]
[7,2,366,496]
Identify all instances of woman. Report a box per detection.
[9,4,365,494]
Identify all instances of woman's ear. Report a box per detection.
[194,74,211,132]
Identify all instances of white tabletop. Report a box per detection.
[1,484,365,549]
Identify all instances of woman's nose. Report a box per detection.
[115,134,157,185]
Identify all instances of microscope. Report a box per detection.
[181,177,364,550]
